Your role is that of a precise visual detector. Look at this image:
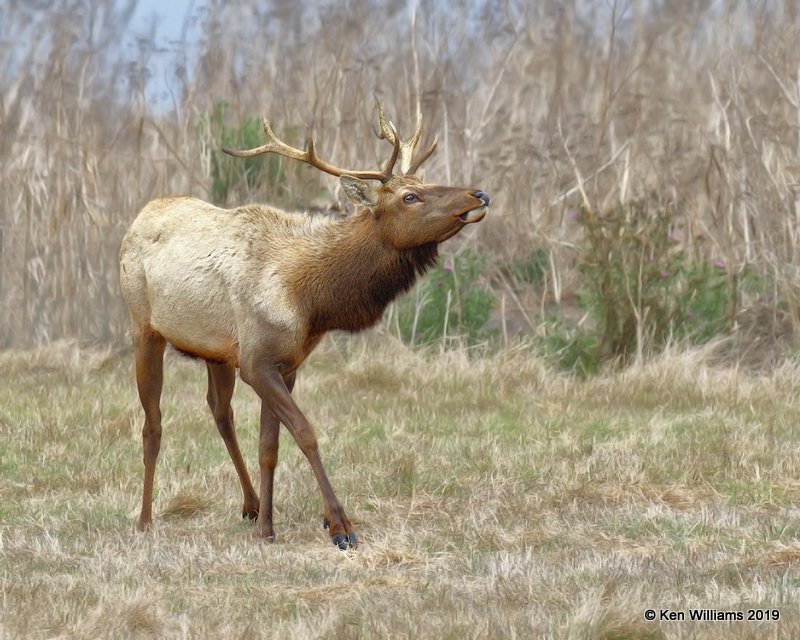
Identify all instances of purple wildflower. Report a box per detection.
[660,271,670,279]
[443,263,454,273]
[714,259,725,269]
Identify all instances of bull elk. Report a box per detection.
[119,105,490,549]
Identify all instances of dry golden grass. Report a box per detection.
[1,339,799,638]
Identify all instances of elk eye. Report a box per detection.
[403,193,418,204]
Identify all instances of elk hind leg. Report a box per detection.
[206,361,259,520]
[256,372,295,541]
[134,327,167,531]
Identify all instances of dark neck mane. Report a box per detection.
[292,212,438,336]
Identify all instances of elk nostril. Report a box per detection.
[472,190,490,206]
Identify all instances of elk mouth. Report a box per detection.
[457,205,487,224]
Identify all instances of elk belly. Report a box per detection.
[144,249,241,364]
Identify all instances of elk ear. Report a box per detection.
[340,175,379,207]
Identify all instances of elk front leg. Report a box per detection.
[206,361,259,520]
[133,327,166,531]
[241,362,356,549]
[256,372,295,541]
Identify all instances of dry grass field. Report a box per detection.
[2,339,800,639]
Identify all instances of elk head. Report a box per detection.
[223,103,489,251]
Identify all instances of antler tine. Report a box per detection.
[223,116,398,183]
[407,136,438,176]
[373,99,434,175]
[378,120,401,180]
[305,135,318,163]
[375,100,418,174]
[375,101,397,144]
[222,118,316,164]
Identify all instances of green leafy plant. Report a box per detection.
[540,319,600,377]
[198,101,290,205]
[510,246,549,287]
[570,198,755,364]
[395,249,495,347]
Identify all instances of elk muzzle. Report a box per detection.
[457,190,491,224]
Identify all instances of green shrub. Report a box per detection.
[561,198,757,365]
[510,246,549,287]
[395,249,495,347]
[540,319,600,377]
[198,101,290,205]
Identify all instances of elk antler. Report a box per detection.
[375,100,438,175]
[223,118,401,183]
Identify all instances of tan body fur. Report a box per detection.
[122,197,324,370]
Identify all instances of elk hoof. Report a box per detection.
[242,508,259,521]
[331,532,357,550]
[135,519,151,533]
[254,526,276,542]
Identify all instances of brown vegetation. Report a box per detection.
[2,1,800,356]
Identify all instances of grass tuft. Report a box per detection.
[162,491,212,521]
